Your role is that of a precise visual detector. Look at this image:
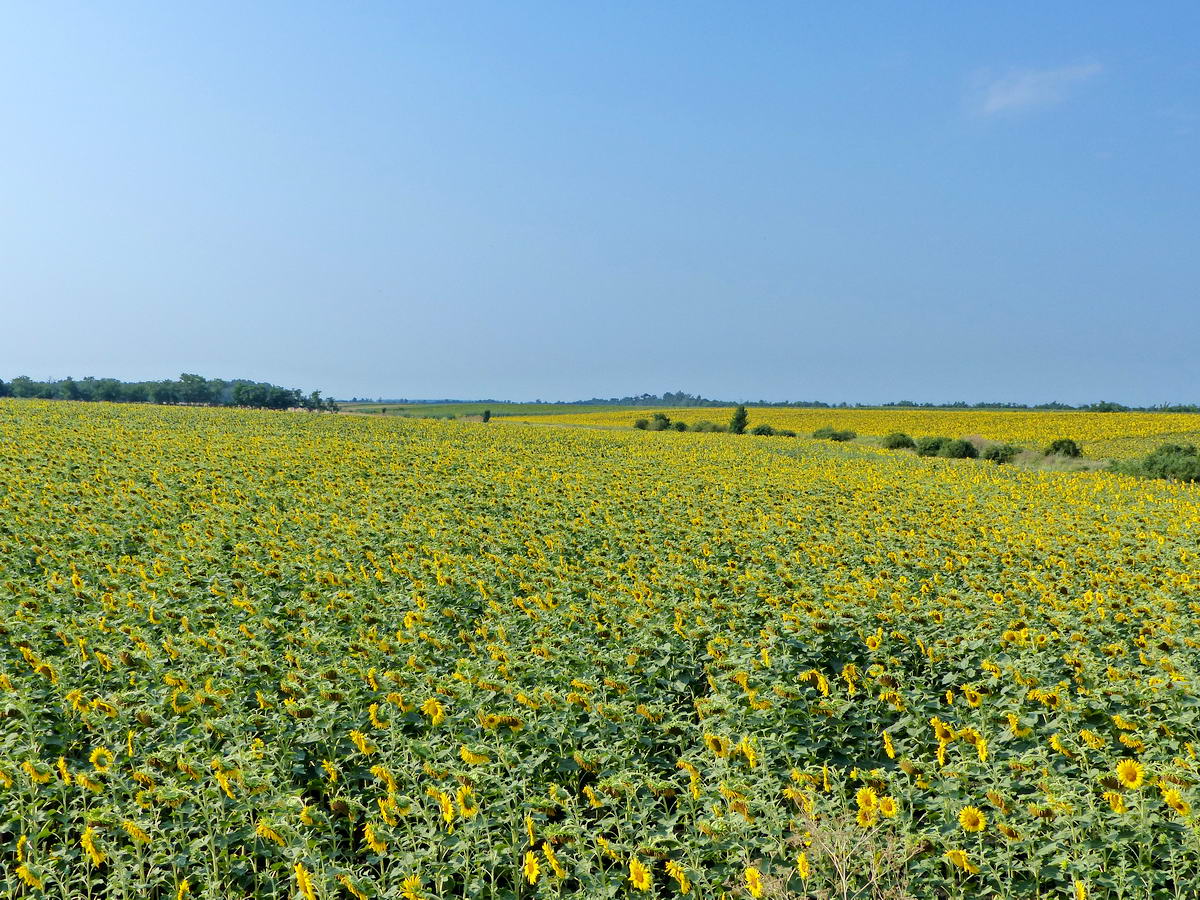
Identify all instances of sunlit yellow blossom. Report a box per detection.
[524,850,541,885]
[81,827,105,866]
[17,865,45,890]
[90,747,114,773]
[1116,759,1145,790]
[745,865,764,898]
[459,745,490,765]
[665,859,691,894]
[542,841,566,879]
[958,806,986,833]
[294,862,316,900]
[944,849,979,875]
[629,856,651,891]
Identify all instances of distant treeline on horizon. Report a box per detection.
[349,391,1199,413]
[0,374,337,411]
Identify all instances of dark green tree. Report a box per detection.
[729,405,749,435]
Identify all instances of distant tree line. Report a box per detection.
[0,374,338,411]
[355,392,1199,412]
[881,400,1200,412]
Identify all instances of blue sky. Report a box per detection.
[1,3,1197,403]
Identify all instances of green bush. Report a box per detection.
[672,421,688,431]
[690,420,725,433]
[813,427,856,442]
[882,432,915,450]
[647,413,672,432]
[981,443,1020,464]
[915,436,950,457]
[1114,444,1200,482]
[938,439,978,459]
[729,405,749,435]
[1045,438,1082,458]
[633,418,649,430]
[775,429,797,438]
[751,424,776,436]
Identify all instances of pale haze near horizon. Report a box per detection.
[1,3,1197,405]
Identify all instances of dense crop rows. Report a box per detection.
[507,408,1200,460]
[2,400,1199,898]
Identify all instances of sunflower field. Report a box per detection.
[505,408,1200,460]
[2,400,1199,899]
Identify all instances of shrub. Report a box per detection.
[1045,438,1082,458]
[776,429,797,437]
[882,432,915,450]
[938,439,978,459]
[672,421,688,431]
[647,413,672,432]
[633,418,649,430]
[482,409,491,423]
[751,424,776,436]
[981,443,1020,464]
[1114,444,1200,482]
[813,427,856,442]
[729,405,749,435]
[690,420,725,433]
[915,436,950,457]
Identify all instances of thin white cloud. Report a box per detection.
[976,62,1102,115]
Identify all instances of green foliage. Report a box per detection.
[0,373,336,410]
[981,443,1021,464]
[633,418,649,430]
[482,409,492,423]
[690,420,725,433]
[914,436,950,457]
[647,412,673,432]
[751,424,776,436]
[938,438,979,459]
[1045,438,1082,458]
[729,405,749,435]
[813,427,857,442]
[881,432,915,450]
[1113,443,1200,482]
[672,420,688,431]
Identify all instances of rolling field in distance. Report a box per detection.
[506,408,1200,460]
[339,403,628,419]
[2,399,1199,898]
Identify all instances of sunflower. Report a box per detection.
[944,849,979,875]
[744,866,764,898]
[797,851,810,880]
[958,806,986,833]
[879,796,898,817]
[665,859,691,894]
[1164,789,1191,816]
[391,874,418,900]
[523,850,540,885]
[459,745,490,765]
[1115,759,1145,790]
[1103,791,1127,813]
[855,786,878,811]
[856,806,878,828]
[629,856,651,891]
[90,747,114,773]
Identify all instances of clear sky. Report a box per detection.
[2,3,1197,404]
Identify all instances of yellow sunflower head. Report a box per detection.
[958,805,987,833]
[1115,759,1145,790]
